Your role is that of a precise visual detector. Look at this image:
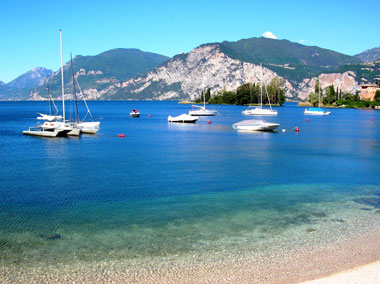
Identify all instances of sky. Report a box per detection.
[0,0,379,83]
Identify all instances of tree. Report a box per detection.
[315,79,321,95]
[375,90,380,102]
[323,84,337,105]
[308,92,319,106]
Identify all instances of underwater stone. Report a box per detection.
[40,233,61,240]
[353,197,380,208]
[306,228,316,233]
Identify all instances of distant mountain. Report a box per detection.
[1,38,377,101]
[0,81,5,86]
[219,37,361,82]
[29,48,170,100]
[355,46,380,63]
[95,43,363,101]
[7,67,53,89]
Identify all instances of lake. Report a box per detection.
[0,101,379,278]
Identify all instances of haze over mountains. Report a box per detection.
[1,38,379,101]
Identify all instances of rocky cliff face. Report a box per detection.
[26,45,363,101]
[102,44,361,101]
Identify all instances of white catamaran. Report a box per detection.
[23,30,80,137]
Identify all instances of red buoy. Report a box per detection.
[306,118,310,122]
[118,134,126,138]
[371,117,374,121]
[208,120,211,124]
[148,114,151,118]
[295,127,300,132]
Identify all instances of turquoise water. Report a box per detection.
[0,101,380,267]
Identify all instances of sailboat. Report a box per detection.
[189,88,217,116]
[304,80,331,115]
[242,64,278,116]
[23,30,79,137]
[69,53,100,134]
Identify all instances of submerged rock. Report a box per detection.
[353,197,380,208]
[40,233,61,240]
[306,228,316,233]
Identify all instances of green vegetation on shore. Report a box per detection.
[197,78,286,106]
[307,79,380,108]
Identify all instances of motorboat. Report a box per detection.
[242,64,278,116]
[232,119,280,132]
[304,107,331,115]
[168,114,198,123]
[130,109,140,117]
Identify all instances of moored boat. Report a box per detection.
[232,119,280,132]
[168,114,198,123]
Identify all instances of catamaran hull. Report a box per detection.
[22,129,70,137]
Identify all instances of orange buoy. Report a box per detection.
[118,134,126,138]
[295,127,300,132]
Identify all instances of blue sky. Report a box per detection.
[0,0,378,83]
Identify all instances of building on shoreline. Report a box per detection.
[360,84,380,101]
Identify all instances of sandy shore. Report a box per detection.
[301,261,380,284]
[1,229,379,284]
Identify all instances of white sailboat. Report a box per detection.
[304,80,331,115]
[69,53,100,134]
[23,30,79,137]
[242,64,278,116]
[189,88,217,116]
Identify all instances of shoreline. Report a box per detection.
[1,228,379,283]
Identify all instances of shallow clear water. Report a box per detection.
[0,101,380,266]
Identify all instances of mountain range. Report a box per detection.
[1,38,379,101]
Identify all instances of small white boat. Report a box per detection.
[242,64,278,116]
[168,114,198,123]
[189,89,217,116]
[242,106,278,116]
[232,119,280,132]
[304,79,331,116]
[77,121,100,134]
[304,107,331,115]
[130,109,140,117]
[189,105,217,116]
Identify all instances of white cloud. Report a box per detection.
[299,39,306,44]
[262,31,277,39]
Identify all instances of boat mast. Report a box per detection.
[318,79,321,108]
[70,53,79,123]
[260,64,263,109]
[59,29,66,121]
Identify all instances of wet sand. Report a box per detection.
[1,229,379,284]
